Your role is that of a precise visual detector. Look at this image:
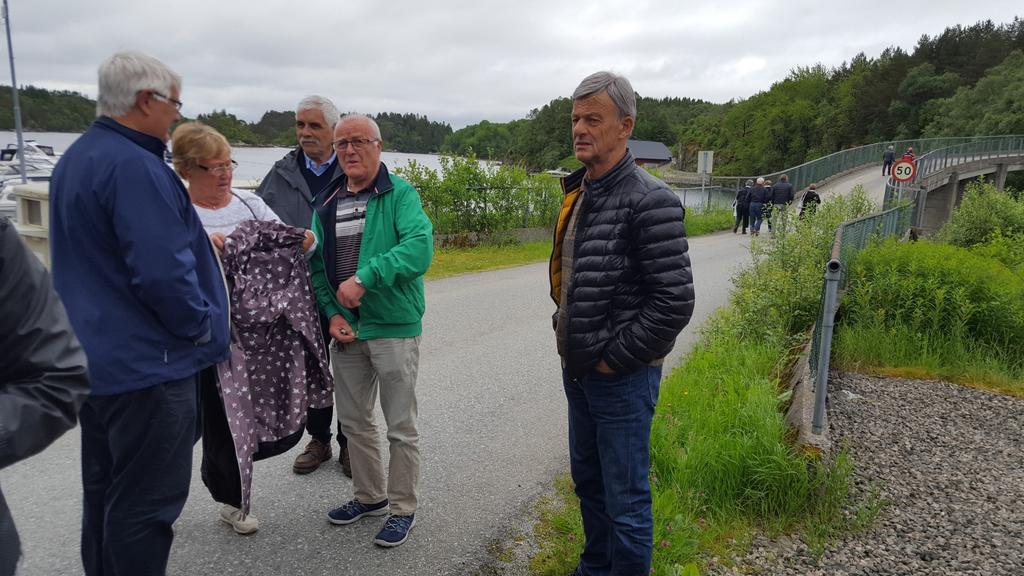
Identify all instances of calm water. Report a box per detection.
[1,131,448,180]
[4,131,731,210]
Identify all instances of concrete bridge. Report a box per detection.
[713,135,1024,235]
[898,138,1024,233]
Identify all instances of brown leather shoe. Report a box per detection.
[338,443,353,479]
[293,439,332,474]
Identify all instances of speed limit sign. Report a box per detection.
[891,159,916,183]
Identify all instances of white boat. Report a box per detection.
[0,154,54,221]
[1,140,60,164]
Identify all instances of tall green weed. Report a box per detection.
[845,239,1024,360]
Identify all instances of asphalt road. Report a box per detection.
[2,229,751,576]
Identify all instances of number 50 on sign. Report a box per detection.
[892,160,916,183]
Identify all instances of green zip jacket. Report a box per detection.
[309,165,433,339]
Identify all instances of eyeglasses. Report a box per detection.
[333,138,380,151]
[151,91,183,111]
[197,160,237,175]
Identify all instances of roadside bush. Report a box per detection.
[969,230,1024,278]
[397,153,562,235]
[845,238,1024,360]
[732,187,875,343]
[936,180,1024,248]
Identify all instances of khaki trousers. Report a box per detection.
[331,337,421,515]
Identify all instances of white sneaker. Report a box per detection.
[219,505,259,535]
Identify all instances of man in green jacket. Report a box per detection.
[309,114,433,548]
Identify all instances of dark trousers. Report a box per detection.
[80,375,197,576]
[883,160,893,175]
[198,369,241,508]
[563,365,662,576]
[306,405,346,450]
[735,203,749,231]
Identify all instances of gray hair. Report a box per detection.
[756,177,765,185]
[337,113,382,140]
[745,179,754,187]
[572,71,637,121]
[96,51,181,118]
[296,95,341,128]
[780,174,789,182]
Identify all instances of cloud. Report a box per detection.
[4,0,1020,128]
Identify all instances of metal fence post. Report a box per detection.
[813,258,842,435]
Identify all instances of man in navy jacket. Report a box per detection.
[49,51,229,576]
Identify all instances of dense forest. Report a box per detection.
[3,18,1022,170]
[445,17,1024,174]
[0,90,453,154]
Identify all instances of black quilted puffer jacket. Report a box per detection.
[550,153,695,377]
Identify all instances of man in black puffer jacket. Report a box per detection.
[549,71,694,576]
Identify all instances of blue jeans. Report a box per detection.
[563,364,662,576]
[749,201,764,232]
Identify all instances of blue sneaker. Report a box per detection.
[326,499,389,525]
[373,513,415,547]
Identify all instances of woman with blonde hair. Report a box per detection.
[171,122,318,535]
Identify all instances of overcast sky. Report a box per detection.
[6,1,1020,129]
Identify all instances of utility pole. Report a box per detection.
[3,0,26,183]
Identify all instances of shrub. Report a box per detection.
[396,154,562,235]
[936,179,1024,248]
[969,230,1024,278]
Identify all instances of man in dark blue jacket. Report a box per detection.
[766,174,794,233]
[49,51,229,576]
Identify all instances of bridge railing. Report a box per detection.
[914,135,1024,182]
[808,202,916,434]
[882,135,1024,210]
[710,136,1017,195]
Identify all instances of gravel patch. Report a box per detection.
[714,372,1024,576]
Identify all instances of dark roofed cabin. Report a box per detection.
[627,140,673,167]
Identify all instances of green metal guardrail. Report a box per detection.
[915,135,1024,180]
[712,136,1024,194]
[808,202,915,433]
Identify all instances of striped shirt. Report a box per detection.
[334,188,372,285]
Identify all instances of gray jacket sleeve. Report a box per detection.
[0,217,90,470]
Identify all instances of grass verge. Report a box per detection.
[833,323,1024,397]
[835,236,1024,398]
[426,240,552,280]
[426,208,735,281]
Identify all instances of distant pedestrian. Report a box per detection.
[313,114,434,548]
[749,177,770,236]
[49,51,231,576]
[800,184,822,218]
[882,145,895,175]
[1,216,90,576]
[734,179,752,234]
[255,95,350,477]
[551,71,694,576]
[902,146,916,163]
[767,174,794,232]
